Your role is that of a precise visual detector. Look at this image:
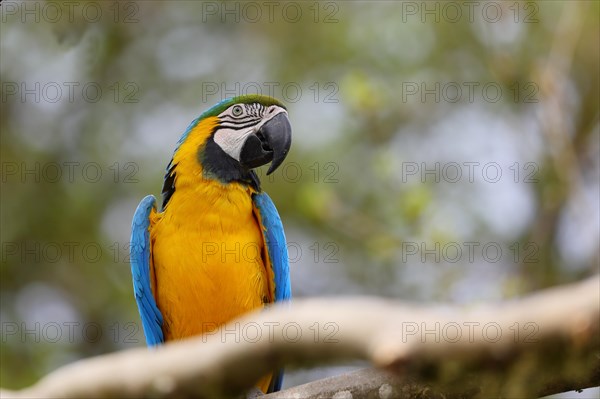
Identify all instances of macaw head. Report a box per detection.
[161,95,292,208]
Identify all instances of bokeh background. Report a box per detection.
[1,0,598,395]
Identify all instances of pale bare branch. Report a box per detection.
[2,276,598,399]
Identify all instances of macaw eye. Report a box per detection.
[232,105,244,117]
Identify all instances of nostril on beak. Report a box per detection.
[256,131,271,152]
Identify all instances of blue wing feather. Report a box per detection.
[252,192,291,393]
[252,192,291,302]
[130,195,164,346]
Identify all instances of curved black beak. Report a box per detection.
[239,112,292,175]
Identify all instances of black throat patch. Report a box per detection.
[200,137,261,190]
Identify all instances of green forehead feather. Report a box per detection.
[199,95,286,119]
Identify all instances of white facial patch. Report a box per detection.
[213,126,254,161]
[214,105,287,161]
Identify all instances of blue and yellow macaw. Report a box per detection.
[129,95,292,393]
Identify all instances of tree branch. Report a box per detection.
[2,276,598,399]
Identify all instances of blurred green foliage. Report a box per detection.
[1,0,598,390]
